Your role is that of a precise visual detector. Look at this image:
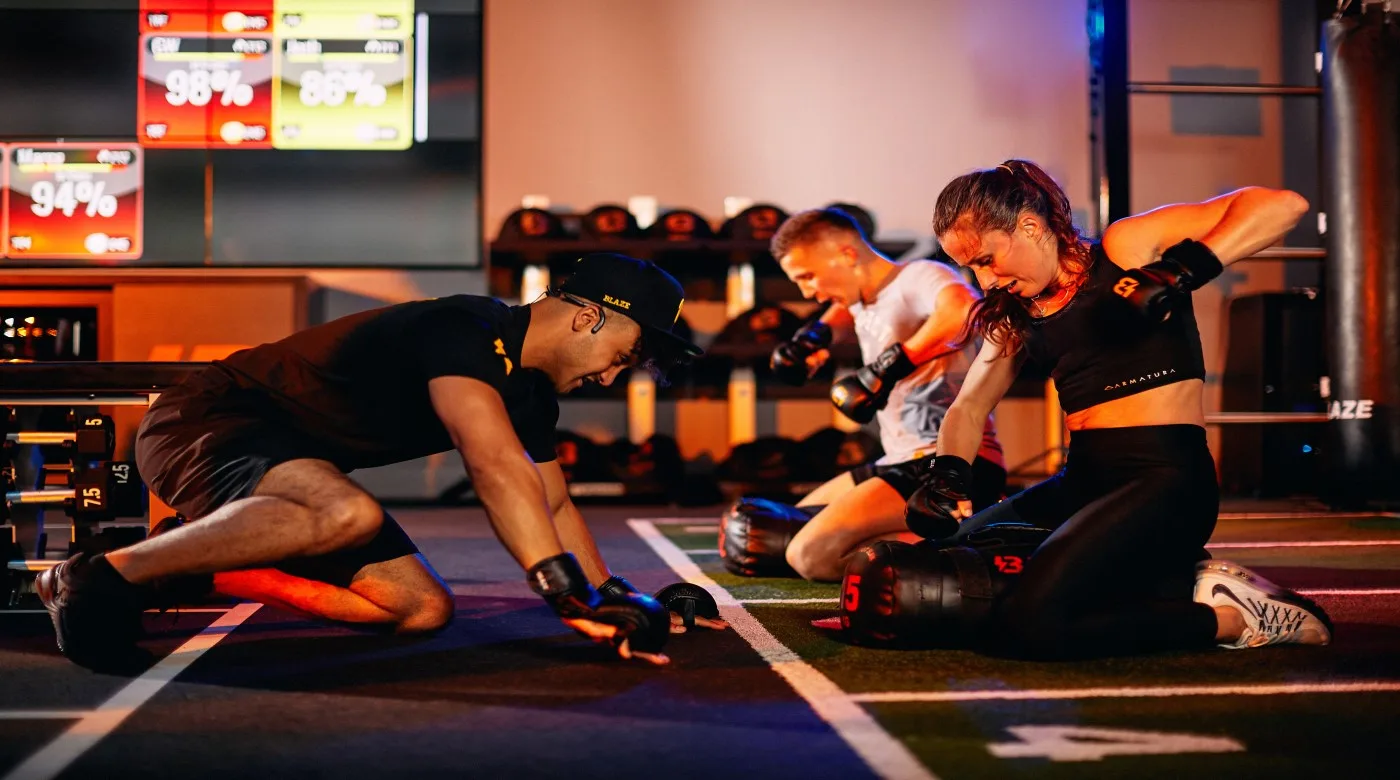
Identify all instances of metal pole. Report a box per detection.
[1103,0,1130,225]
[1128,82,1322,96]
[1241,247,1327,260]
[1205,412,1329,424]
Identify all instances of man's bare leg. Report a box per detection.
[797,471,857,508]
[786,476,911,581]
[104,460,452,631]
[105,459,381,583]
[214,553,455,633]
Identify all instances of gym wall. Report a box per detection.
[347,0,1301,499]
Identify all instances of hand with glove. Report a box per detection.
[904,455,974,541]
[527,553,671,664]
[598,575,729,634]
[771,318,833,386]
[1108,238,1223,323]
[831,343,917,424]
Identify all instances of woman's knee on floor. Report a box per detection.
[988,588,1076,660]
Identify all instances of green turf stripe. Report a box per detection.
[743,604,1399,693]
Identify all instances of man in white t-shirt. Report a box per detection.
[727,207,1006,582]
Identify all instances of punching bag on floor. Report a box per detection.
[1322,5,1400,507]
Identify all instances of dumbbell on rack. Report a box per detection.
[1,408,116,461]
[2,460,145,523]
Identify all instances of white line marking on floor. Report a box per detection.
[3,602,261,780]
[733,590,1400,607]
[1,608,233,616]
[1208,540,1400,548]
[0,712,87,720]
[1298,588,1400,596]
[629,519,934,780]
[682,525,718,534]
[670,537,1400,554]
[849,681,1400,703]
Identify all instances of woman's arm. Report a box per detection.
[1103,187,1310,270]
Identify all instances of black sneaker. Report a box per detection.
[35,553,152,672]
[145,516,215,610]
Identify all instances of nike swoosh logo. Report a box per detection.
[1211,583,1250,612]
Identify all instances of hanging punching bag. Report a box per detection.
[1322,5,1400,507]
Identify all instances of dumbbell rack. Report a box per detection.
[1,362,203,606]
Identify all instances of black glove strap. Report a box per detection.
[930,454,973,492]
[870,343,916,382]
[1159,239,1223,291]
[598,575,640,600]
[527,553,591,597]
[793,320,834,350]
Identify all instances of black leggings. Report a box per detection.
[956,425,1220,660]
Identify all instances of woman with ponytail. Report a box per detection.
[904,159,1330,659]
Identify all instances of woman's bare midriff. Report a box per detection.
[1064,379,1206,432]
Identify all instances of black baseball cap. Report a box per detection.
[557,253,704,359]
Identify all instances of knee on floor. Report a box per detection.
[394,586,456,634]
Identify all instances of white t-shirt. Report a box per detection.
[847,259,1004,467]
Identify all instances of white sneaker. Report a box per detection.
[1194,560,1333,649]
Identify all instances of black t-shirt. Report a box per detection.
[204,295,558,471]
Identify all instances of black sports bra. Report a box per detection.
[1023,244,1206,414]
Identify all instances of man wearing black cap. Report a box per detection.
[37,253,722,672]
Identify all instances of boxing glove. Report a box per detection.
[527,553,670,653]
[905,455,973,540]
[1109,238,1223,324]
[831,343,916,424]
[771,319,833,386]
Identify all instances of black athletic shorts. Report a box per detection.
[850,455,1007,510]
[134,370,419,588]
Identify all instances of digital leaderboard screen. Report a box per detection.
[0,0,481,267]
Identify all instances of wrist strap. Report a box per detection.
[526,553,589,598]
[931,454,974,486]
[871,343,916,382]
[598,575,639,600]
[795,320,833,349]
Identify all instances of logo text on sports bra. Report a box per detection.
[1103,368,1176,392]
[494,338,513,375]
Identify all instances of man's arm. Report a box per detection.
[429,376,564,569]
[901,281,977,364]
[538,459,610,586]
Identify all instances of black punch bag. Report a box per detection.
[1323,7,1400,507]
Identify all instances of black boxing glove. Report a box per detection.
[831,343,917,424]
[597,574,640,601]
[527,553,670,654]
[771,319,833,386]
[1109,238,1223,323]
[904,455,973,540]
[719,497,821,577]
